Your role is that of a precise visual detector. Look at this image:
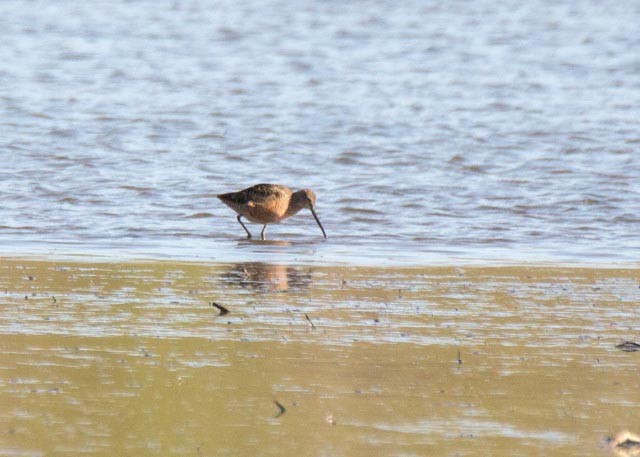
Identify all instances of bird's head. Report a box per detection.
[301,189,317,209]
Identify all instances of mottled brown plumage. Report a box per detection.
[217,184,327,240]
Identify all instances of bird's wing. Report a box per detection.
[244,185,288,205]
[245,184,288,200]
[245,185,289,221]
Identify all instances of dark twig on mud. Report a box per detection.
[616,341,640,352]
[457,351,462,365]
[304,313,316,329]
[273,400,286,418]
[210,302,229,316]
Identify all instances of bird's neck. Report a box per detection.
[285,192,307,217]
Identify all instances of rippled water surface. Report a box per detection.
[1,0,639,263]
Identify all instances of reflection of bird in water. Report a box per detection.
[608,430,640,457]
[223,263,312,292]
[217,184,327,240]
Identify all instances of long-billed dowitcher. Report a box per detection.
[217,184,327,240]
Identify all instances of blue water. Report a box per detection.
[1,0,639,264]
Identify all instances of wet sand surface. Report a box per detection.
[1,258,638,456]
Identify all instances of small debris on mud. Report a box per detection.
[273,400,286,418]
[210,302,229,316]
[304,313,315,329]
[607,430,640,455]
[615,341,640,352]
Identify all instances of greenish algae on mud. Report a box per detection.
[0,258,639,456]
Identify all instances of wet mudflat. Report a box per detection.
[1,258,638,456]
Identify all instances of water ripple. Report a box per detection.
[0,0,638,263]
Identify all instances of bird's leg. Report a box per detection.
[261,225,267,240]
[237,215,252,239]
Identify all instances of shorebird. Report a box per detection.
[217,184,327,240]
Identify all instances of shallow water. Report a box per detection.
[1,259,639,456]
[2,0,640,264]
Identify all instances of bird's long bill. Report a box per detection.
[310,206,327,239]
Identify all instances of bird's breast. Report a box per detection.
[246,200,288,223]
